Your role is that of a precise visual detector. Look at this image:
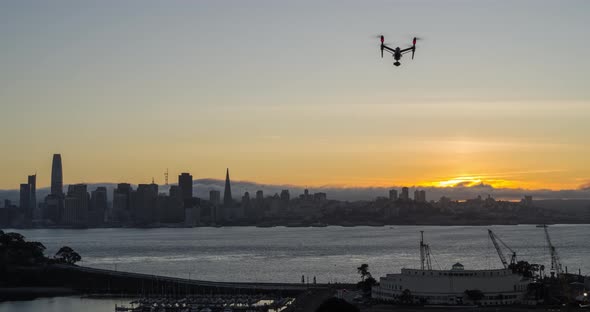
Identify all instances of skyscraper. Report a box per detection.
[178,173,193,207]
[158,185,183,223]
[19,183,30,215]
[223,168,232,207]
[27,174,37,219]
[130,183,158,225]
[89,187,108,226]
[242,191,254,220]
[63,184,89,226]
[50,154,63,196]
[113,183,133,222]
[209,190,221,205]
[389,189,398,201]
[400,187,409,201]
[256,190,264,201]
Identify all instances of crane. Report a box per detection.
[420,231,433,270]
[542,225,563,276]
[488,229,517,269]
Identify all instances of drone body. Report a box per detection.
[380,36,417,67]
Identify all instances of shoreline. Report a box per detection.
[4,222,588,230]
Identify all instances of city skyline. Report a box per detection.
[1,1,589,191]
[2,152,590,203]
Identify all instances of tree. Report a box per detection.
[464,289,484,304]
[400,289,413,305]
[509,260,539,278]
[357,264,369,281]
[0,231,47,266]
[55,246,81,265]
[356,264,377,296]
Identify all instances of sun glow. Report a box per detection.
[421,176,518,188]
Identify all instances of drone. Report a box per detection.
[380,36,418,67]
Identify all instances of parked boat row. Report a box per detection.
[114,294,294,312]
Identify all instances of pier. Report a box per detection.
[3,263,346,301]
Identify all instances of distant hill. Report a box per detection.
[2,180,590,206]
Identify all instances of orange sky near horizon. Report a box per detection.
[1,2,589,191]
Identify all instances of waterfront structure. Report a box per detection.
[178,173,193,208]
[372,234,531,306]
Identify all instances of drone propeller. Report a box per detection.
[380,35,384,58]
[411,36,418,60]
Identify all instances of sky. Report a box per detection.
[1,1,589,193]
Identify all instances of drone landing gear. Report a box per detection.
[393,61,401,67]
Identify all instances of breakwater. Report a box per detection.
[3,264,336,298]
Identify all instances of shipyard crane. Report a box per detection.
[420,231,433,270]
[542,225,563,276]
[488,229,517,269]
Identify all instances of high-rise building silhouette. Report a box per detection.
[131,183,158,225]
[27,174,37,219]
[113,183,133,222]
[209,190,221,205]
[158,185,183,223]
[255,190,265,219]
[178,173,193,208]
[50,154,63,196]
[280,189,290,212]
[223,168,233,207]
[63,184,89,226]
[400,187,409,201]
[389,189,398,201]
[256,190,264,201]
[44,154,65,224]
[19,183,30,215]
[89,187,108,226]
[414,190,426,203]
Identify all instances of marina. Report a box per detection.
[114,294,293,312]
